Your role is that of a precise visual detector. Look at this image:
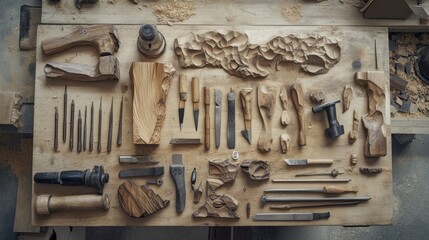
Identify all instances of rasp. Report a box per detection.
[192,77,200,131]
[119,155,159,164]
[227,89,235,149]
[214,89,222,148]
[239,88,252,144]
[170,154,186,212]
[284,159,333,166]
[253,212,330,221]
[178,75,187,131]
[118,167,164,178]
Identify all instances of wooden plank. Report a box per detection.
[41,0,425,27]
[33,25,392,226]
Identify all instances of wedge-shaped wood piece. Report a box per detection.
[209,158,239,183]
[343,85,353,113]
[193,194,239,219]
[44,55,119,82]
[280,133,291,154]
[355,71,387,157]
[349,110,359,144]
[279,85,290,126]
[257,86,276,152]
[241,160,270,181]
[130,62,176,144]
[193,181,203,203]
[290,84,306,146]
[117,179,169,218]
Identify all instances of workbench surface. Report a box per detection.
[33,25,392,226]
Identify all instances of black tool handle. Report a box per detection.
[170,166,186,213]
[34,170,86,186]
[313,212,330,220]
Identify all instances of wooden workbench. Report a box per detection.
[33,25,392,226]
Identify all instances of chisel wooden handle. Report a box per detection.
[290,84,306,146]
[204,87,210,151]
[306,159,333,165]
[323,186,358,194]
[240,88,252,130]
[179,75,187,102]
[192,77,200,108]
[35,194,110,215]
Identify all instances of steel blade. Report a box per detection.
[253,213,315,221]
[170,138,201,145]
[285,159,308,165]
[118,167,165,178]
[193,109,199,131]
[214,90,222,148]
[227,90,235,149]
[241,129,252,144]
[178,108,184,130]
[119,155,159,164]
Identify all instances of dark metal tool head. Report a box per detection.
[416,46,429,85]
[312,100,344,138]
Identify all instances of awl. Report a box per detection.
[178,74,187,131]
[192,77,199,131]
[118,167,164,178]
[253,212,330,221]
[119,155,159,164]
[214,89,222,148]
[285,159,333,166]
[240,88,252,144]
[227,88,235,149]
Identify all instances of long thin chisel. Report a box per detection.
[98,97,102,153]
[89,102,94,152]
[63,85,67,143]
[117,96,123,146]
[83,105,87,151]
[69,100,74,151]
[107,97,113,153]
[54,106,58,151]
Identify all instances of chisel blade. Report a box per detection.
[178,108,184,130]
[253,212,330,221]
[214,89,222,148]
[227,89,235,149]
[285,159,333,166]
[241,129,252,144]
[118,167,164,178]
[193,109,199,131]
[119,155,159,164]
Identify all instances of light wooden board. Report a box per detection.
[391,119,429,134]
[33,25,392,226]
[41,0,425,28]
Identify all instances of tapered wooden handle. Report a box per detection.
[290,84,306,146]
[306,159,333,165]
[35,194,110,215]
[179,74,187,101]
[323,186,358,194]
[192,77,200,104]
[204,87,210,151]
[239,88,252,130]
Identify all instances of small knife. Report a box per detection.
[214,89,222,148]
[253,212,330,221]
[240,88,252,144]
[119,155,159,164]
[118,167,164,178]
[170,138,201,145]
[227,88,235,149]
[192,77,200,131]
[178,75,187,131]
[285,159,333,166]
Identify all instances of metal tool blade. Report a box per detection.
[171,154,186,212]
[214,90,222,148]
[107,97,113,153]
[260,195,371,205]
[83,105,87,151]
[178,108,184,130]
[241,129,252,144]
[285,159,309,165]
[63,85,67,143]
[169,138,201,145]
[97,97,102,153]
[264,188,323,193]
[117,95,123,146]
[253,212,329,221]
[227,89,235,149]
[193,109,199,131]
[272,178,351,183]
[269,201,361,210]
[89,102,94,152]
[118,167,165,178]
[119,155,159,164]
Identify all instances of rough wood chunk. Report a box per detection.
[279,86,290,126]
[174,31,341,78]
[130,62,176,144]
[280,133,291,154]
[206,178,224,199]
[208,159,239,183]
[343,85,353,113]
[193,181,203,203]
[117,180,169,218]
[240,160,270,181]
[350,154,358,165]
[0,92,22,127]
[257,86,276,152]
[349,110,359,144]
[193,194,239,219]
[309,91,325,103]
[291,84,306,146]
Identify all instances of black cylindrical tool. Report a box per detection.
[137,24,166,58]
[34,165,109,194]
[312,100,344,138]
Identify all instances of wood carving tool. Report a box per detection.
[97,97,102,153]
[117,95,123,146]
[118,167,165,178]
[146,178,163,186]
[264,186,358,194]
[295,169,343,177]
[290,83,306,146]
[191,168,197,190]
[246,202,251,219]
[240,88,252,144]
[214,89,222,148]
[54,107,58,151]
[192,77,200,131]
[77,110,82,153]
[269,201,360,210]
[83,105,87,151]
[312,100,344,138]
[69,100,75,151]
[169,138,201,145]
[137,24,166,58]
[35,193,110,215]
[227,88,236,149]
[204,87,210,150]
[119,155,159,164]
[284,159,333,166]
[178,74,187,131]
[89,101,94,152]
[260,196,370,205]
[63,85,67,143]
[272,178,351,183]
[170,154,186,213]
[107,97,113,153]
[253,212,330,221]
[34,165,109,195]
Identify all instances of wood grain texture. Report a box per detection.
[35,194,110,215]
[290,84,306,146]
[257,86,276,152]
[33,25,392,227]
[130,62,176,144]
[279,85,290,126]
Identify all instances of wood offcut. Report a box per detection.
[280,85,291,126]
[208,158,239,183]
[290,84,306,146]
[349,110,359,144]
[240,160,270,181]
[257,86,276,152]
[343,85,353,113]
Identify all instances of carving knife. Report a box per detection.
[204,87,210,150]
[170,138,201,145]
[240,88,252,144]
[192,77,200,131]
[214,89,222,148]
[284,159,333,166]
[178,75,187,131]
[63,85,67,143]
[260,195,371,205]
[69,99,74,151]
[119,155,159,164]
[227,88,236,149]
[118,167,164,178]
[89,101,94,152]
[170,154,186,213]
[253,212,330,222]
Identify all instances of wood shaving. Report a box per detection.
[152,0,197,22]
[280,0,302,23]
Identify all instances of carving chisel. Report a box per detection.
[272,178,351,183]
[240,88,252,144]
[260,195,371,205]
[269,201,360,210]
[264,186,358,194]
[170,138,201,145]
[284,159,333,166]
[253,212,330,222]
[77,110,82,153]
[117,95,123,146]
[54,107,58,151]
[97,97,102,153]
[192,77,200,131]
[119,155,159,164]
[227,88,235,149]
[107,97,113,153]
[83,105,87,151]
[170,154,186,213]
[69,100,74,151]
[89,102,94,152]
[118,167,165,178]
[178,74,187,131]
[204,87,210,150]
[214,89,222,148]
[63,85,67,143]
[296,169,343,177]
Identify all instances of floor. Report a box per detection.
[1,1,428,239]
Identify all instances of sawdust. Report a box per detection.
[0,139,33,176]
[152,0,197,22]
[279,0,302,23]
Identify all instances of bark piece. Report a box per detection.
[291,84,306,146]
[359,167,382,174]
[349,110,359,144]
[280,133,291,154]
[174,31,341,78]
[117,180,169,218]
[280,85,291,126]
[240,160,270,181]
[355,71,387,157]
[257,86,276,152]
[193,181,203,203]
[130,62,176,144]
[343,85,353,113]
[193,194,239,219]
[208,158,239,183]
[309,91,325,103]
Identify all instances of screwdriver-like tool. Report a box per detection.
[107,97,113,153]
[192,77,200,131]
[63,85,67,143]
[83,106,87,151]
[69,100,75,151]
[97,97,102,153]
[89,102,94,152]
[77,110,82,153]
[178,74,187,130]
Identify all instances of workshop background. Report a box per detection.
[1,0,429,239]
